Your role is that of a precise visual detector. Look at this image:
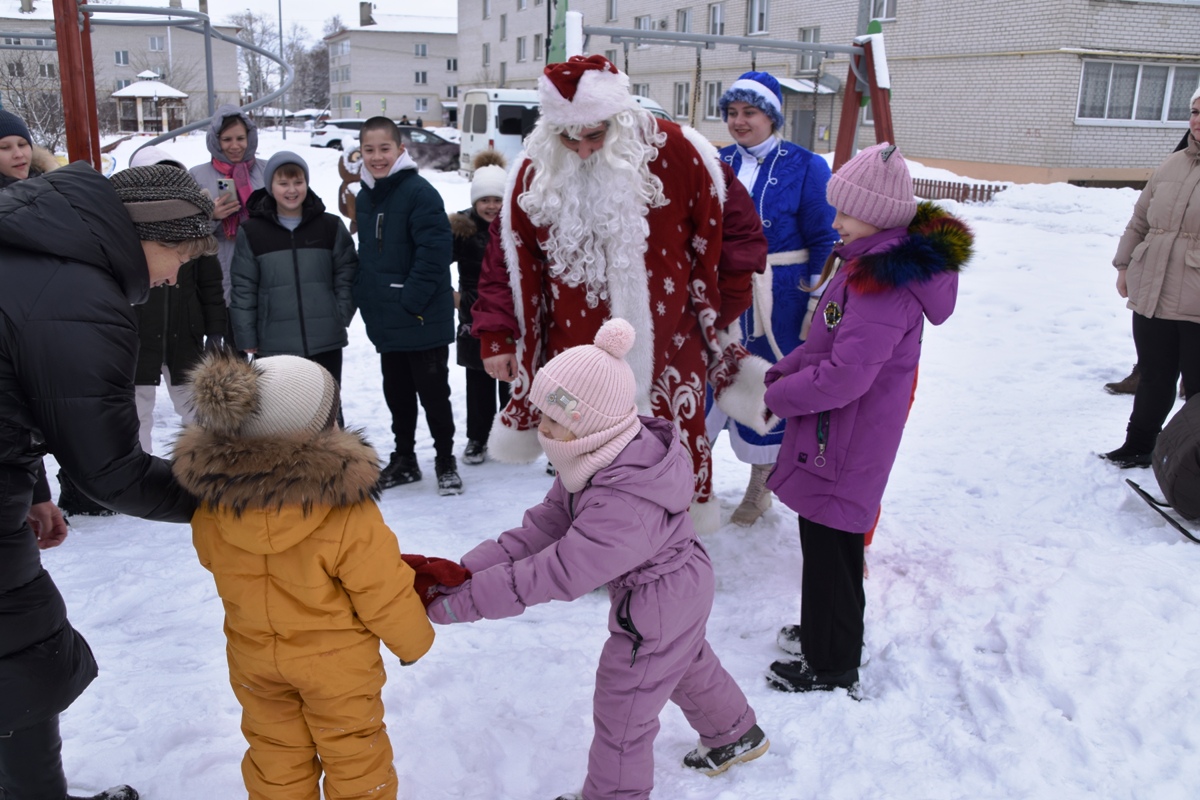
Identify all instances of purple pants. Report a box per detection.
[584,551,756,800]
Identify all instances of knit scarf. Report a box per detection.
[538,415,642,493]
[212,157,256,239]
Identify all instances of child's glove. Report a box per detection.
[401,553,472,608]
[427,581,482,625]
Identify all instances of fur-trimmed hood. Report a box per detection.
[449,208,482,239]
[844,202,972,294]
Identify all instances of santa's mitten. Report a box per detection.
[428,582,483,625]
[709,340,782,436]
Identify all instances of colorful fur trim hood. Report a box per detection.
[844,201,973,295]
[172,355,380,517]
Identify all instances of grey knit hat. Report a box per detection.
[264,150,310,187]
[110,164,214,242]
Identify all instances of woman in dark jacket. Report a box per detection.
[453,150,510,464]
[0,162,215,800]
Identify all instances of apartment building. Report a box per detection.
[327,5,458,125]
[455,0,1200,184]
[0,0,241,129]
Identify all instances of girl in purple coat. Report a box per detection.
[762,143,971,694]
[428,318,768,800]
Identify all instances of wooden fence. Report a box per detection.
[912,178,1007,204]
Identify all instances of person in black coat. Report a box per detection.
[452,150,510,465]
[0,162,216,800]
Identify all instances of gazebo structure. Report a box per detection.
[111,70,188,134]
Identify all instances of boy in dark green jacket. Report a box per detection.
[231,151,357,403]
[354,117,462,495]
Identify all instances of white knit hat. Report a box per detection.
[471,164,507,203]
[538,55,640,128]
[190,353,339,439]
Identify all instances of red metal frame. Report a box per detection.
[53,0,101,169]
[833,37,895,172]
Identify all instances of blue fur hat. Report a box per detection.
[718,71,785,131]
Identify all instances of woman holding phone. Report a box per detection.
[189,105,265,328]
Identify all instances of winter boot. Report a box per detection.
[730,463,773,527]
[435,455,464,496]
[766,659,858,693]
[57,470,118,518]
[1099,443,1152,469]
[68,786,139,800]
[1104,364,1140,395]
[776,624,804,657]
[462,439,487,465]
[379,453,422,489]
[682,724,769,776]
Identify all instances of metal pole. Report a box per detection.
[278,0,285,139]
[203,18,215,116]
[52,0,97,167]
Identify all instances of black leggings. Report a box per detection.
[1127,313,1200,450]
[798,517,866,673]
[0,715,67,800]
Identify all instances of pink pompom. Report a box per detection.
[594,318,636,359]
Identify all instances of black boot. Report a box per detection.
[462,439,487,465]
[682,724,769,776]
[378,453,421,489]
[1100,443,1152,469]
[766,658,859,693]
[68,786,140,800]
[435,455,464,496]
[57,470,118,517]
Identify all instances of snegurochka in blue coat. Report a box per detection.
[353,116,462,495]
[706,70,839,526]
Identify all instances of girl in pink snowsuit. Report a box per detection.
[427,319,768,800]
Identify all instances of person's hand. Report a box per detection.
[28,501,68,550]
[483,353,517,383]
[1116,270,1128,299]
[212,193,241,221]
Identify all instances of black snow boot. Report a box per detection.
[57,470,118,517]
[462,439,487,465]
[767,659,859,694]
[68,786,139,800]
[1100,443,1152,469]
[682,724,769,776]
[435,455,464,496]
[379,453,422,489]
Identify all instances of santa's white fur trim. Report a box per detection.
[715,352,783,436]
[689,497,722,536]
[680,126,727,208]
[487,414,545,464]
[538,69,639,129]
[500,155,531,340]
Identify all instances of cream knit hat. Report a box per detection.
[190,353,339,439]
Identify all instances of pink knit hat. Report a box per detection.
[826,142,918,230]
[531,318,638,439]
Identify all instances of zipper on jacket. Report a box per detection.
[375,212,385,253]
[815,411,829,468]
[616,589,644,667]
[285,227,312,356]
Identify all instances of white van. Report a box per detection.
[458,88,670,177]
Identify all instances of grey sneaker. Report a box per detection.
[682,724,769,776]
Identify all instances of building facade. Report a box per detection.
[454,0,1200,184]
[327,6,458,126]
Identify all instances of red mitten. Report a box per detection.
[402,553,471,608]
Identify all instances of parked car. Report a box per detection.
[309,118,364,150]
[396,125,459,171]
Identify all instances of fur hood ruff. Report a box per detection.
[845,201,972,294]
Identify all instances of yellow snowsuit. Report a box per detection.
[173,418,434,800]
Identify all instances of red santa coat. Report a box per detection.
[477,120,766,504]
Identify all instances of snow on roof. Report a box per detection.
[346,13,457,35]
[111,79,187,99]
[777,77,836,96]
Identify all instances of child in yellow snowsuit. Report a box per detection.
[172,352,434,800]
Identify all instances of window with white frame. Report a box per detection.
[632,82,651,97]
[635,15,652,47]
[1078,61,1200,123]
[677,9,692,32]
[415,98,429,112]
[534,33,543,60]
[415,43,427,57]
[747,0,768,34]
[39,63,56,78]
[708,3,724,35]
[115,50,129,66]
[605,48,618,64]
[606,0,618,22]
[483,0,492,19]
[2,37,19,45]
[704,81,723,119]
[415,71,427,84]
[861,100,874,126]
[674,82,690,118]
[341,95,352,108]
[517,36,527,62]
[518,0,527,9]
[482,42,490,66]
[797,26,820,71]
[447,58,458,71]
[115,78,132,90]
[870,0,896,20]
[447,85,458,99]
[500,14,507,40]
[149,36,164,52]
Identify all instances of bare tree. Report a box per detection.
[130,51,208,120]
[225,10,278,102]
[1,51,65,150]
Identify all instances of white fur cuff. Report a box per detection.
[714,353,783,436]
[487,418,545,464]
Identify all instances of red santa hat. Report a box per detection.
[538,55,640,128]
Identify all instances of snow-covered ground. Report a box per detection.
[39,131,1200,799]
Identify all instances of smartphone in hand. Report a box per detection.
[216,178,235,203]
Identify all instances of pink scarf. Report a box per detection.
[538,415,642,493]
[212,157,256,239]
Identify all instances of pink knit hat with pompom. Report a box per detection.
[530,318,638,439]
